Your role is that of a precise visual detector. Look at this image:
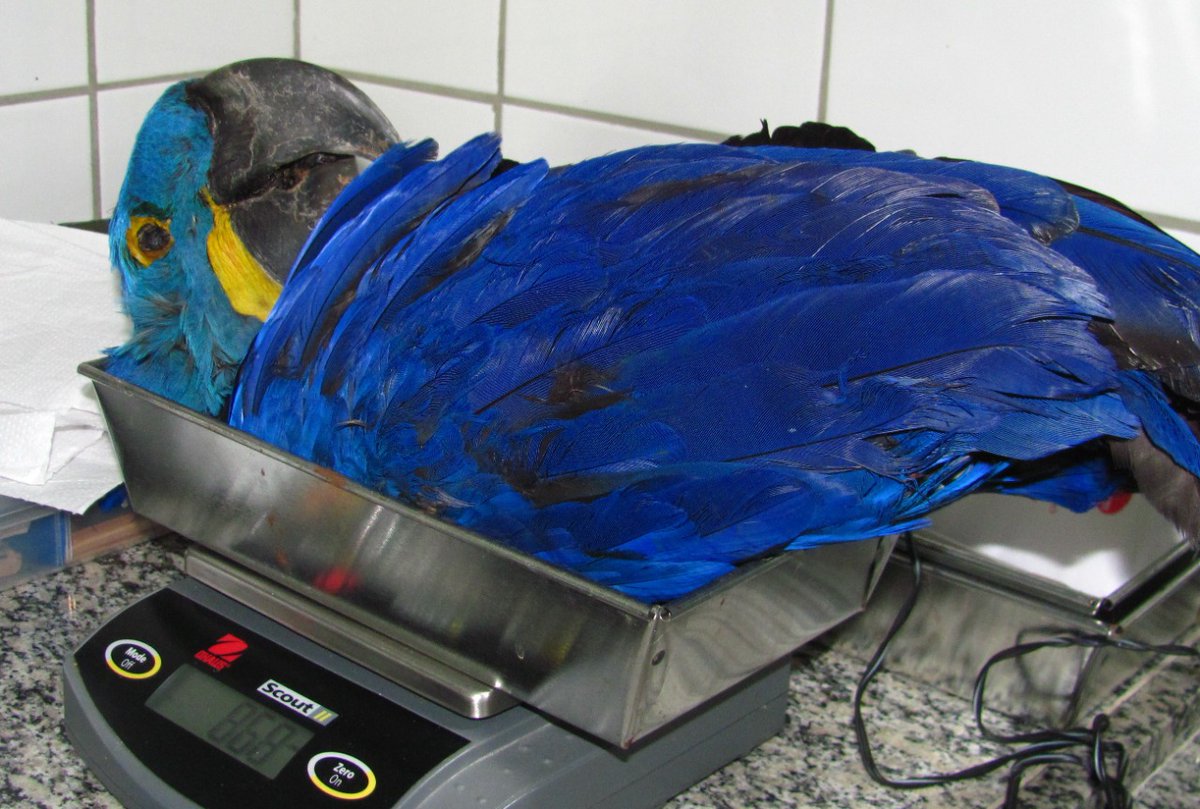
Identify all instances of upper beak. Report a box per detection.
[187,58,399,282]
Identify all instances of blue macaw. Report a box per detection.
[109,59,1200,602]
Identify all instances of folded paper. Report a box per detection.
[0,219,129,513]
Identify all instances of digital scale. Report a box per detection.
[65,567,793,808]
[65,361,892,808]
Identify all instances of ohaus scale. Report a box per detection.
[65,360,891,808]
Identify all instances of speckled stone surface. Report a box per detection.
[0,536,185,809]
[3,537,1197,808]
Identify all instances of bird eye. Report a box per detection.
[275,152,342,191]
[276,163,305,191]
[127,216,173,266]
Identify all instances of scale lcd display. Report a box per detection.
[146,665,314,778]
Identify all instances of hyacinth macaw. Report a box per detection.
[107,59,397,415]
[109,59,1200,601]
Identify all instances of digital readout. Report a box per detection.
[146,665,315,778]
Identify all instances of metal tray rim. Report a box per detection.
[915,510,1194,617]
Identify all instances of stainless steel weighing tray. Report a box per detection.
[81,359,892,747]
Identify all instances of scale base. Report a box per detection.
[66,578,789,808]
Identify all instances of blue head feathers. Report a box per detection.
[107,82,263,415]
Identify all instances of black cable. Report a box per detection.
[851,535,1094,789]
[852,532,1198,807]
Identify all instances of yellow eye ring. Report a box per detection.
[127,216,173,266]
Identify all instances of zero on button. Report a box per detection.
[103,639,162,679]
[307,752,377,800]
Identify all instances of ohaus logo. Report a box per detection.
[258,679,339,726]
[194,633,247,671]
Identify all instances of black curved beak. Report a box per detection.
[188,58,399,282]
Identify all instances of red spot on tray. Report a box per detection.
[1096,490,1133,515]
[314,566,360,594]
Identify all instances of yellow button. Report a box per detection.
[104,639,162,680]
[307,752,377,800]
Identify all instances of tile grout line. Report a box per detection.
[501,94,729,143]
[0,86,92,107]
[281,67,732,143]
[816,0,835,123]
[293,0,302,59]
[495,0,507,135]
[1151,212,1200,237]
[4,8,1195,240]
[85,0,101,220]
[335,71,498,106]
[0,72,203,108]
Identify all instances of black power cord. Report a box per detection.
[852,533,1200,808]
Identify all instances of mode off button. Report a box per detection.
[103,639,162,680]
[307,752,377,800]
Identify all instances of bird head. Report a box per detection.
[107,58,398,414]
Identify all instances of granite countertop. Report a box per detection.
[2,536,1197,808]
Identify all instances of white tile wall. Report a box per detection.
[356,83,496,153]
[825,0,1200,223]
[0,1,89,95]
[0,0,1196,254]
[0,97,92,223]
[94,0,294,83]
[301,0,501,94]
[505,0,827,135]
[502,105,691,166]
[1167,228,1200,255]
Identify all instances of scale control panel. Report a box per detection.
[71,584,468,807]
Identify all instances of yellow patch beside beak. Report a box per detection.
[202,190,282,321]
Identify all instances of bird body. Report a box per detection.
[108,61,1200,602]
[225,133,1192,601]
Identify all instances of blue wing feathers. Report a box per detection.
[287,138,440,276]
[228,137,1200,601]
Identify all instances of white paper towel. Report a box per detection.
[0,219,130,513]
